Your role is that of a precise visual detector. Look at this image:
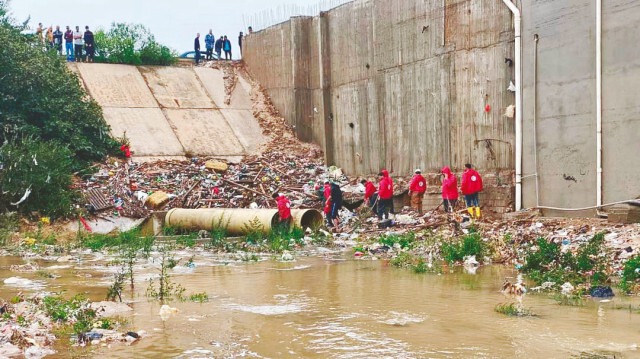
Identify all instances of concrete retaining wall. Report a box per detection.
[244,0,516,212]
[71,63,266,161]
[521,0,640,215]
[244,0,515,176]
[245,0,640,215]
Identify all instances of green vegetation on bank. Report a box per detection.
[519,234,609,288]
[94,23,177,66]
[441,229,487,264]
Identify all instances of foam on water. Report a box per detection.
[377,311,426,326]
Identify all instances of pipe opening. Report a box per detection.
[298,210,323,230]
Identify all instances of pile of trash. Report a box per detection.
[75,63,373,219]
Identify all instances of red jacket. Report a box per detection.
[441,166,459,200]
[461,168,483,195]
[409,174,427,193]
[276,195,291,220]
[378,170,393,199]
[364,181,376,201]
[323,184,331,214]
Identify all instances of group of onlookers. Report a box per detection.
[194,29,249,64]
[36,23,95,62]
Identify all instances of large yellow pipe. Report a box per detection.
[164,208,323,236]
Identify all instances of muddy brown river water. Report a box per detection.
[1,251,639,358]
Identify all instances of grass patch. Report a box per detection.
[378,232,416,250]
[390,252,441,274]
[494,303,536,317]
[441,230,487,264]
[553,293,586,307]
[187,292,209,303]
[619,256,640,294]
[521,234,609,288]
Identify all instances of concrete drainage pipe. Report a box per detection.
[164,208,323,236]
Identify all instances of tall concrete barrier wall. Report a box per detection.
[245,0,516,213]
[521,0,640,215]
[246,0,640,215]
[245,0,515,178]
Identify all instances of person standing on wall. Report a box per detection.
[215,36,223,60]
[73,26,84,62]
[441,166,458,213]
[461,163,483,219]
[223,35,232,60]
[377,170,393,220]
[64,26,74,61]
[194,33,201,64]
[273,193,292,232]
[409,169,427,214]
[36,23,44,45]
[330,182,343,231]
[205,30,214,60]
[53,26,63,55]
[83,26,95,63]
[238,31,243,57]
[46,26,53,48]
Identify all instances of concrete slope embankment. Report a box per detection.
[69,62,265,161]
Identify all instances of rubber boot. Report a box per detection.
[475,207,482,219]
[467,207,474,217]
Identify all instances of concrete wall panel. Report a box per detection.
[76,63,156,108]
[602,0,640,203]
[164,109,245,156]
[103,107,184,156]
[139,67,214,109]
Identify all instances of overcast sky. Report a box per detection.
[9,0,350,58]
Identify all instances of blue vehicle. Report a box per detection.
[179,51,219,60]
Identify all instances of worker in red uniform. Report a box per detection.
[408,169,427,214]
[377,170,393,220]
[323,180,332,227]
[441,166,458,213]
[361,179,376,205]
[272,193,292,232]
[461,163,483,219]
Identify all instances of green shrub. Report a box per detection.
[412,257,428,274]
[0,212,18,245]
[208,216,229,248]
[520,237,562,273]
[390,252,414,268]
[521,234,609,287]
[94,23,177,66]
[175,233,197,248]
[378,232,416,250]
[0,139,77,217]
[620,256,640,293]
[441,232,486,263]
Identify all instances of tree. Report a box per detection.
[94,23,177,66]
[0,138,76,217]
